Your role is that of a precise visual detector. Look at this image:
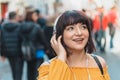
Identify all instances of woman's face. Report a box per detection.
[32,12,38,22]
[63,23,89,51]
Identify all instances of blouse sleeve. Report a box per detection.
[37,59,69,80]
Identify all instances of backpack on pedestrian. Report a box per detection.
[21,27,36,61]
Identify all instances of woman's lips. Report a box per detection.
[73,38,84,43]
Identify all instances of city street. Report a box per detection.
[1,0,120,80]
[0,28,120,80]
[0,60,27,80]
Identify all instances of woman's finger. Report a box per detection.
[50,34,57,48]
[52,34,57,45]
[57,35,62,46]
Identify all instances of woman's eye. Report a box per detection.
[81,25,87,30]
[66,27,74,31]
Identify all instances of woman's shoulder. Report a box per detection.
[88,54,107,68]
[41,61,50,66]
[95,55,107,68]
[38,58,54,71]
[41,57,57,66]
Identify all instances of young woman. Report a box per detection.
[37,10,110,80]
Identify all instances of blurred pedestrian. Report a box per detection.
[34,9,47,29]
[44,25,56,59]
[1,11,24,80]
[107,5,118,48]
[93,6,109,52]
[21,10,50,80]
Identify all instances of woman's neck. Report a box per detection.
[66,50,87,67]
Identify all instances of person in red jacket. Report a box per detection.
[93,6,109,52]
[107,5,118,48]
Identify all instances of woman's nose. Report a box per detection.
[75,27,82,35]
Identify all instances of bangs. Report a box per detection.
[61,11,88,27]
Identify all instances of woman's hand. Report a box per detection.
[50,34,67,62]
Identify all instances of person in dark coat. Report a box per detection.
[1,11,24,80]
[22,10,50,80]
[34,9,47,29]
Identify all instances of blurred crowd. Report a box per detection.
[0,6,57,80]
[0,1,120,80]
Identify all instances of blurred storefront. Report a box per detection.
[0,0,59,19]
[1,0,120,21]
[0,0,10,20]
[25,0,63,15]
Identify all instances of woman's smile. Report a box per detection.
[72,38,84,44]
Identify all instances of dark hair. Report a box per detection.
[34,9,40,15]
[25,11,34,22]
[9,11,17,20]
[55,10,95,54]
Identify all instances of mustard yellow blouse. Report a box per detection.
[37,59,110,80]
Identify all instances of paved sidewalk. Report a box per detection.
[0,54,48,80]
[0,59,12,80]
[0,59,27,80]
